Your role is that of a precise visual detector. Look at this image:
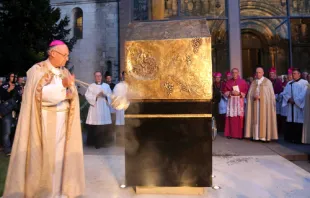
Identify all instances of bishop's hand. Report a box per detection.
[231,90,240,96]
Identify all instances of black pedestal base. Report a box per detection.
[125,102,212,187]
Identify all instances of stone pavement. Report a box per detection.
[83,133,310,197]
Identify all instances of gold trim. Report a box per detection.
[125,114,212,118]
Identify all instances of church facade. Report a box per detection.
[51,0,119,85]
[52,0,310,83]
[125,0,310,78]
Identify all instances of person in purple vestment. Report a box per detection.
[223,68,249,139]
[269,67,283,134]
[269,67,283,95]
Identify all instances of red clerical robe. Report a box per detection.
[223,78,249,139]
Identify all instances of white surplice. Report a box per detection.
[218,95,228,114]
[275,94,282,114]
[279,92,287,117]
[112,81,129,126]
[41,59,69,198]
[282,79,309,123]
[85,82,112,125]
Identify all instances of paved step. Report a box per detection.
[84,155,310,197]
[213,134,310,161]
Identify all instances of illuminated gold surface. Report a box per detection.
[125,114,212,118]
[125,38,212,100]
[136,186,204,195]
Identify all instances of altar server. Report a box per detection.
[282,68,309,143]
[85,71,113,148]
[113,71,129,126]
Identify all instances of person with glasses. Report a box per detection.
[244,67,278,142]
[223,68,249,140]
[3,40,85,198]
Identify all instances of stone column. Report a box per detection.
[119,0,132,72]
[152,0,165,20]
[227,0,243,76]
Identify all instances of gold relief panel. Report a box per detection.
[125,38,212,100]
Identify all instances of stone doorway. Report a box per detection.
[241,30,270,78]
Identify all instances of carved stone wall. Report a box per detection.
[51,0,119,88]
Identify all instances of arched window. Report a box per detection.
[72,7,83,39]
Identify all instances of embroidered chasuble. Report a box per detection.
[3,59,85,198]
[245,77,278,141]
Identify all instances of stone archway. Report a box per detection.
[240,1,290,76]
[241,29,270,77]
[240,17,289,76]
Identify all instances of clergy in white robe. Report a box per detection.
[113,81,128,126]
[282,68,309,143]
[85,71,113,148]
[4,41,84,198]
[111,72,129,145]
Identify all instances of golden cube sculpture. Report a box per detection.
[124,20,213,194]
[125,21,212,100]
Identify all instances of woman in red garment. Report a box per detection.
[223,68,249,139]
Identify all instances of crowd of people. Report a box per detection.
[212,67,310,144]
[0,73,26,156]
[0,69,126,156]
